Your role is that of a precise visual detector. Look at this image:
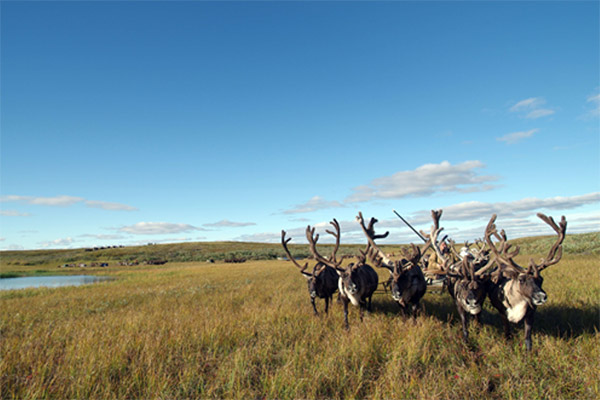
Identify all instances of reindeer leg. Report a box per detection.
[458,306,469,341]
[411,303,419,319]
[342,297,350,330]
[325,296,330,314]
[311,298,318,316]
[500,312,511,339]
[524,309,535,351]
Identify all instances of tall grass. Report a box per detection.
[1,251,598,399]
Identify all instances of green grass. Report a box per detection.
[1,243,598,399]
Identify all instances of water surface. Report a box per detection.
[0,275,113,291]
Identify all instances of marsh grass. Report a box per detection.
[1,253,598,399]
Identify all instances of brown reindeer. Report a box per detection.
[357,212,427,318]
[426,210,494,341]
[281,225,339,316]
[484,213,567,351]
[306,220,378,329]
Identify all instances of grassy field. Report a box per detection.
[1,238,599,399]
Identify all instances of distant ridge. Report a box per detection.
[2,232,598,267]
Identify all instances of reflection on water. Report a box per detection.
[0,275,113,291]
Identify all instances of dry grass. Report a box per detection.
[1,253,598,399]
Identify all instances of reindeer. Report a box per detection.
[306,220,378,329]
[281,225,339,316]
[356,212,427,318]
[425,210,494,341]
[484,213,567,351]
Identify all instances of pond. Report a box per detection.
[0,275,113,291]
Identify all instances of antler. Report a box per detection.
[356,212,393,270]
[306,221,344,271]
[326,219,341,265]
[484,214,524,277]
[528,213,567,275]
[447,238,462,260]
[429,223,450,270]
[281,230,309,274]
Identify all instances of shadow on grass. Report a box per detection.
[534,304,599,337]
[373,291,599,341]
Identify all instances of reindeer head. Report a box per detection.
[302,262,329,298]
[485,213,566,308]
[387,245,423,306]
[451,257,489,314]
[281,230,335,299]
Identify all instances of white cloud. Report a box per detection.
[497,129,538,144]
[345,161,498,203]
[124,237,205,246]
[85,200,138,211]
[203,219,256,228]
[79,234,126,240]
[283,195,345,214]
[1,244,25,251]
[525,109,555,119]
[408,192,600,225]
[234,232,282,243]
[0,195,84,207]
[0,210,32,217]
[235,193,599,245]
[510,97,546,112]
[582,91,600,119]
[39,237,76,248]
[1,194,137,211]
[119,222,206,235]
[509,97,555,119]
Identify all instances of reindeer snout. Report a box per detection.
[533,291,547,305]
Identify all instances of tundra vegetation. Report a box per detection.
[1,233,599,399]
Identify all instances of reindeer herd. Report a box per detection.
[282,210,567,351]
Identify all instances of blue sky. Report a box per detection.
[1,1,599,250]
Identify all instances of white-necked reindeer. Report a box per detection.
[484,213,567,351]
[306,220,378,329]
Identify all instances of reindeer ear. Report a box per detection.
[301,271,312,279]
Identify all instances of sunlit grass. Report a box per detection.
[1,253,598,399]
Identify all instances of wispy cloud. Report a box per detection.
[525,109,554,119]
[345,161,498,203]
[79,234,126,241]
[0,210,32,217]
[119,222,206,235]
[39,237,76,248]
[497,128,538,144]
[1,195,137,211]
[581,91,600,119]
[124,237,206,246]
[509,97,555,119]
[1,195,84,207]
[510,97,545,112]
[234,232,282,243]
[202,219,256,228]
[408,192,600,225]
[283,196,345,214]
[85,200,138,211]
